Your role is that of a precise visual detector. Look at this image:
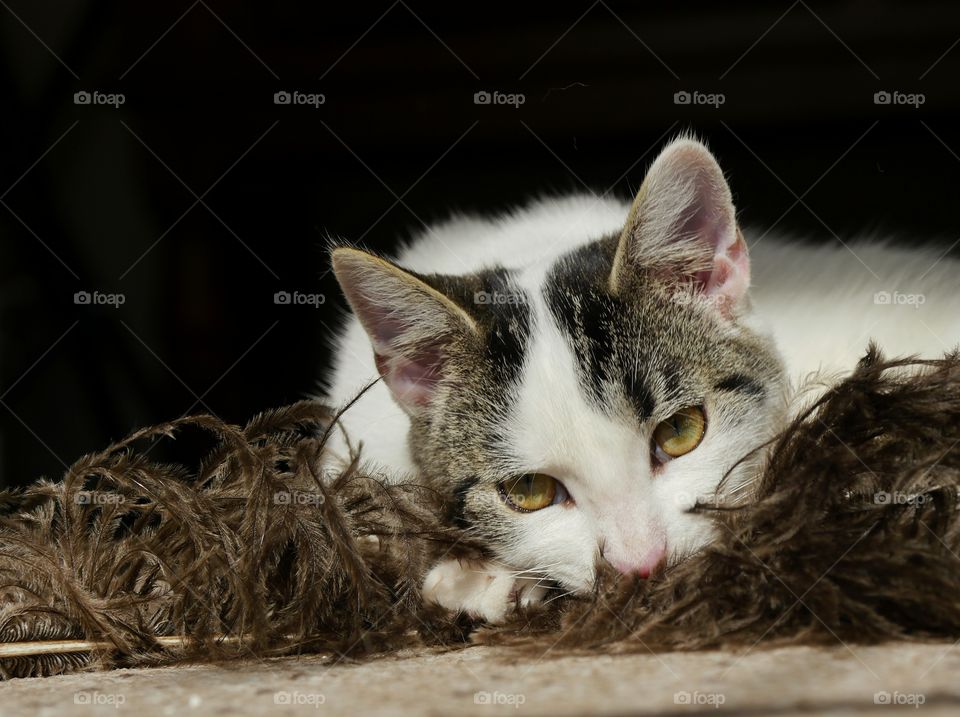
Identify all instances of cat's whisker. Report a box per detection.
[501,562,565,580]
[489,557,564,573]
[543,589,576,605]
[536,585,568,594]
[531,577,566,591]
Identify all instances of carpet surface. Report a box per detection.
[2,643,959,716]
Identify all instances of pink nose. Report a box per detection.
[607,543,667,578]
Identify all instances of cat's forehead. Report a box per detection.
[536,236,732,413]
[435,235,773,423]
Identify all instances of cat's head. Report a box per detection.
[332,138,787,592]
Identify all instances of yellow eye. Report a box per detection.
[653,406,706,459]
[499,473,559,512]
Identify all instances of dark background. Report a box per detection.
[1,0,958,487]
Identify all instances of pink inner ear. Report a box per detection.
[374,346,445,408]
[348,290,450,411]
[695,229,750,307]
[676,170,749,309]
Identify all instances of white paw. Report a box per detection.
[422,558,548,623]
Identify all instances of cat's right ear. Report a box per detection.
[609,138,749,315]
[331,248,478,414]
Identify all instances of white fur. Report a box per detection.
[749,238,960,388]
[421,559,549,622]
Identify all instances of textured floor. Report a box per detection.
[4,642,960,716]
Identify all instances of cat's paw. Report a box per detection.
[422,558,548,624]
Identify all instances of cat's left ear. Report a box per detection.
[610,138,749,314]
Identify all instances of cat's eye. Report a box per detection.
[652,406,706,461]
[499,473,565,512]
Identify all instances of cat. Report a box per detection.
[321,136,960,622]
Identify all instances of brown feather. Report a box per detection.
[3,349,960,678]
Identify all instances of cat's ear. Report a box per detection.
[609,138,749,313]
[331,247,477,414]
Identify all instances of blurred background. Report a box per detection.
[1,0,958,487]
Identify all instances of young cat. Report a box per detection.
[322,137,960,622]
